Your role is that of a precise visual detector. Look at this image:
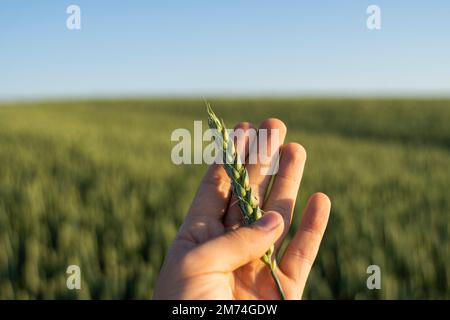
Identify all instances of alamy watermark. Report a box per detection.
[171,121,281,175]
[366,265,381,290]
[65,5,380,31]
[66,5,81,30]
[66,265,81,290]
[367,5,381,30]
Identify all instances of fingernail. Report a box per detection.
[254,212,281,231]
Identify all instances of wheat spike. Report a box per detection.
[206,103,286,300]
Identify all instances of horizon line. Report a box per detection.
[2,90,450,104]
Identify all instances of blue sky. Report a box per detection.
[0,0,449,100]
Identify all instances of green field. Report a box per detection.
[0,98,449,299]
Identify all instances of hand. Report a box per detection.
[153,118,331,299]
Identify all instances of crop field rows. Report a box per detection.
[0,98,449,299]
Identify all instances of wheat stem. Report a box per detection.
[206,104,286,300]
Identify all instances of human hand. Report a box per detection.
[153,118,331,299]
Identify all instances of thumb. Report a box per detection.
[190,211,284,272]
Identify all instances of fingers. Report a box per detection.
[188,212,284,272]
[188,122,255,222]
[224,122,256,229]
[246,118,287,207]
[263,143,307,250]
[280,193,331,291]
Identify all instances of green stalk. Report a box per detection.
[206,104,286,300]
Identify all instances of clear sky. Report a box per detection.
[1,0,449,100]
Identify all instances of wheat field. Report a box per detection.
[0,98,449,299]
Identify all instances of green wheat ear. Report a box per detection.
[206,103,286,300]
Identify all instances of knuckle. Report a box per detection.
[290,247,315,267]
[269,202,293,217]
[226,227,249,244]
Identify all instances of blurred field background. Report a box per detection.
[0,98,449,299]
